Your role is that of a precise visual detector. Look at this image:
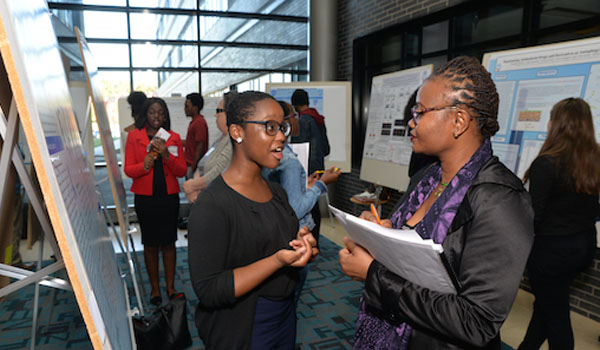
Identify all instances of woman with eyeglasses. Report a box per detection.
[518,98,600,350]
[188,91,318,349]
[124,97,187,306]
[339,56,534,349]
[182,91,237,203]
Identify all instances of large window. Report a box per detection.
[48,0,309,96]
[48,0,309,175]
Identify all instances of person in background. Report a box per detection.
[124,97,187,306]
[184,92,208,179]
[339,56,534,349]
[263,100,341,304]
[188,91,318,349]
[518,98,600,350]
[124,91,147,133]
[182,91,237,203]
[290,89,331,243]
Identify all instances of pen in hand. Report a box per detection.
[370,203,382,225]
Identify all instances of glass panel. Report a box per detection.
[381,35,402,64]
[93,71,130,164]
[422,55,447,72]
[365,34,402,66]
[200,17,307,45]
[83,11,128,39]
[455,5,523,46]
[131,44,197,68]
[272,0,308,16]
[130,0,196,9]
[82,0,126,5]
[50,9,85,31]
[130,13,197,41]
[201,72,262,95]
[200,47,307,70]
[536,25,600,45]
[158,71,199,96]
[88,43,130,67]
[539,0,600,28]
[133,71,159,95]
[422,21,448,54]
[405,32,420,57]
[199,0,306,15]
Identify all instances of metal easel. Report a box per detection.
[0,99,72,350]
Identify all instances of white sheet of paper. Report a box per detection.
[329,205,457,294]
[289,142,309,174]
[155,127,171,141]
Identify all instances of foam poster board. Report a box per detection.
[0,1,133,348]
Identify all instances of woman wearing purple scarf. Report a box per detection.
[339,56,534,350]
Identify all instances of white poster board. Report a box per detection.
[0,1,133,349]
[360,65,433,191]
[266,81,352,172]
[483,36,600,179]
[118,95,221,178]
[76,28,130,246]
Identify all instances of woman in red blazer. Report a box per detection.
[124,97,187,306]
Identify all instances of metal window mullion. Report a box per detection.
[126,0,133,91]
[197,0,201,94]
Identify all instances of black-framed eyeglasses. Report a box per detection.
[216,108,225,114]
[410,104,459,125]
[241,120,291,137]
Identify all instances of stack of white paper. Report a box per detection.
[329,205,457,294]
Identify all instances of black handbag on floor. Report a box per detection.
[133,293,192,350]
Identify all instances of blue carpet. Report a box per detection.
[0,237,514,349]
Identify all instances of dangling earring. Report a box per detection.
[236,137,242,144]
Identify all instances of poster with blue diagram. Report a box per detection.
[483,36,600,179]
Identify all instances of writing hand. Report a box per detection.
[359,210,393,228]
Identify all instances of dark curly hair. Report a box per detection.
[135,97,171,130]
[127,91,147,120]
[430,56,499,138]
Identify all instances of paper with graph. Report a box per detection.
[329,205,457,294]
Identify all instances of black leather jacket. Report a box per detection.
[363,156,534,350]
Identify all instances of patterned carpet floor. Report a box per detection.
[0,237,512,349]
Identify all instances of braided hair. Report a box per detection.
[430,56,499,138]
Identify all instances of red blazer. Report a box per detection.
[124,127,187,196]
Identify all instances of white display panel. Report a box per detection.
[483,36,600,178]
[267,81,352,172]
[359,65,433,191]
[0,2,132,349]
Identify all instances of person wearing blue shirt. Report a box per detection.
[263,101,340,303]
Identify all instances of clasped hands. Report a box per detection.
[144,138,169,171]
[338,210,392,281]
[275,226,319,268]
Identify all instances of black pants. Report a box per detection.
[519,230,596,350]
[310,201,321,244]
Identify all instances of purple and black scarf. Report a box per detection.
[353,139,492,349]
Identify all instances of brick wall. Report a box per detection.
[331,0,600,323]
[337,0,468,81]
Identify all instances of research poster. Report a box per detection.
[359,65,433,191]
[362,65,432,166]
[483,36,600,179]
[267,81,352,172]
[0,1,133,348]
